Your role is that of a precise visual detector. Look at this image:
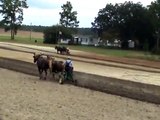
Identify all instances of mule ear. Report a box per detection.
[47,55,50,59]
[51,57,55,61]
[33,53,35,58]
[33,52,36,56]
[40,53,44,55]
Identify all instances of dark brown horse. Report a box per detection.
[55,46,70,55]
[52,60,65,84]
[33,53,65,84]
[33,53,52,80]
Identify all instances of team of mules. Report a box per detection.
[33,53,65,84]
[55,46,70,55]
[33,53,77,84]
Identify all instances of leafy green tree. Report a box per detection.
[59,1,79,28]
[92,1,153,49]
[118,2,152,49]
[149,0,160,53]
[43,25,72,44]
[91,3,120,37]
[101,29,120,41]
[0,0,28,40]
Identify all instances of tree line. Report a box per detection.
[92,1,160,53]
[0,0,160,53]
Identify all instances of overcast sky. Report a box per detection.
[23,0,155,28]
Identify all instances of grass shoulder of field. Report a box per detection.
[67,45,160,61]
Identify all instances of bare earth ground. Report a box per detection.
[0,42,160,119]
[1,41,159,69]
[0,28,43,38]
[0,68,160,120]
[71,50,160,69]
[1,48,160,85]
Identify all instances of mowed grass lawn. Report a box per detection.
[0,28,43,44]
[0,28,159,61]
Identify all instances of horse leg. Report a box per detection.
[48,68,52,80]
[41,69,44,80]
[58,72,64,84]
[38,68,43,80]
[52,72,55,80]
[48,60,52,75]
[44,69,47,80]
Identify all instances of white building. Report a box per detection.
[60,34,99,46]
[60,39,70,44]
[73,34,98,45]
[128,40,135,48]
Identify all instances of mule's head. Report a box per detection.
[47,55,52,60]
[33,53,41,63]
[55,46,58,50]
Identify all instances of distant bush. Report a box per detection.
[43,27,57,44]
[43,26,73,44]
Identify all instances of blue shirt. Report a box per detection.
[65,59,73,68]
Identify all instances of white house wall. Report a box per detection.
[89,38,98,45]
[81,38,89,45]
[60,39,70,44]
[73,35,99,45]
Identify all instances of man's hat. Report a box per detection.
[67,56,71,59]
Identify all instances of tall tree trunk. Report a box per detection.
[11,29,13,40]
[11,29,14,40]
[10,21,15,40]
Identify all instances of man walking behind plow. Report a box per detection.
[64,57,74,82]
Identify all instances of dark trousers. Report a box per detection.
[65,67,73,80]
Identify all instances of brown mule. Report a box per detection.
[33,53,52,80]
